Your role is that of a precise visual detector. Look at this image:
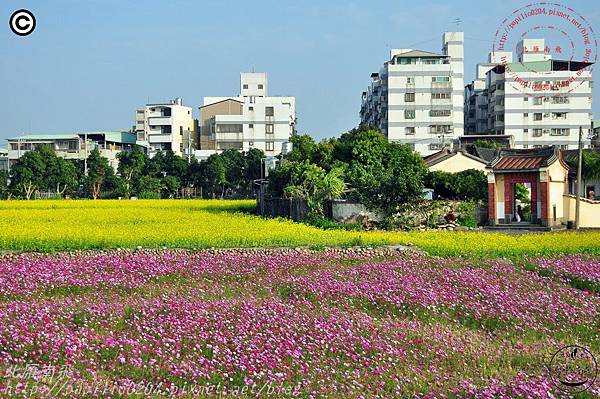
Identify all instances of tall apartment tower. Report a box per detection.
[466,38,593,149]
[135,98,195,157]
[465,52,513,134]
[198,72,296,156]
[360,32,464,155]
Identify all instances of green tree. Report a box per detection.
[284,161,345,217]
[161,175,180,198]
[138,175,163,197]
[85,149,114,199]
[0,170,9,199]
[47,157,77,196]
[9,149,46,199]
[117,146,147,198]
[454,169,488,201]
[353,142,426,217]
[285,134,317,163]
[471,140,503,149]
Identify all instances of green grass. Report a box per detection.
[0,199,599,256]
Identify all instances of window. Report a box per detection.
[430,110,451,117]
[405,127,415,135]
[552,96,569,104]
[429,125,451,133]
[258,84,263,89]
[523,113,528,117]
[532,129,542,137]
[180,126,183,134]
[163,108,171,117]
[249,106,254,111]
[407,77,415,84]
[533,97,542,105]
[431,92,451,100]
[534,113,542,121]
[161,125,172,134]
[265,124,274,134]
[265,106,274,117]
[550,128,569,136]
[524,129,529,133]
[405,93,415,102]
[524,97,529,102]
[249,141,254,146]
[265,141,274,151]
[243,84,248,89]
[552,112,567,119]
[429,143,444,150]
[405,110,415,119]
[248,123,254,128]
[422,58,439,64]
[432,76,450,82]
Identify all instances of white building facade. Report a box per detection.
[466,39,593,149]
[135,98,195,157]
[360,32,465,156]
[198,73,296,156]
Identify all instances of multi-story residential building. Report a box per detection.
[360,32,464,155]
[0,148,7,172]
[464,52,513,134]
[468,39,593,149]
[135,98,196,157]
[6,131,137,171]
[198,72,296,156]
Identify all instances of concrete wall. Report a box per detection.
[563,195,600,228]
[329,200,382,223]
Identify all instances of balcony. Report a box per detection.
[147,116,172,126]
[216,132,244,141]
[431,82,452,89]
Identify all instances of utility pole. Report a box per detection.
[575,126,583,230]
[84,131,88,176]
[186,130,192,163]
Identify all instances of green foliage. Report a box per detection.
[457,201,478,228]
[425,169,487,201]
[471,140,503,149]
[347,138,427,217]
[564,149,600,182]
[284,161,345,217]
[0,170,9,199]
[138,175,162,194]
[9,147,46,199]
[161,175,180,198]
[85,148,116,200]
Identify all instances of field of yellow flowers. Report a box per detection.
[0,199,599,256]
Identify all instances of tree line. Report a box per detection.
[0,145,266,200]
[266,126,488,220]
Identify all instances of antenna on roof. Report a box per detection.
[452,18,462,29]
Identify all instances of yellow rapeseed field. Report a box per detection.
[0,199,599,256]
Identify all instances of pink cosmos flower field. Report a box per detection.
[0,248,598,398]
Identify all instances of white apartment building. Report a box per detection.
[6,131,137,171]
[135,98,195,157]
[360,32,464,155]
[466,39,593,149]
[198,72,296,156]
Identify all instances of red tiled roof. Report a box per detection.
[494,156,545,170]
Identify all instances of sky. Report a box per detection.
[1,0,600,145]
